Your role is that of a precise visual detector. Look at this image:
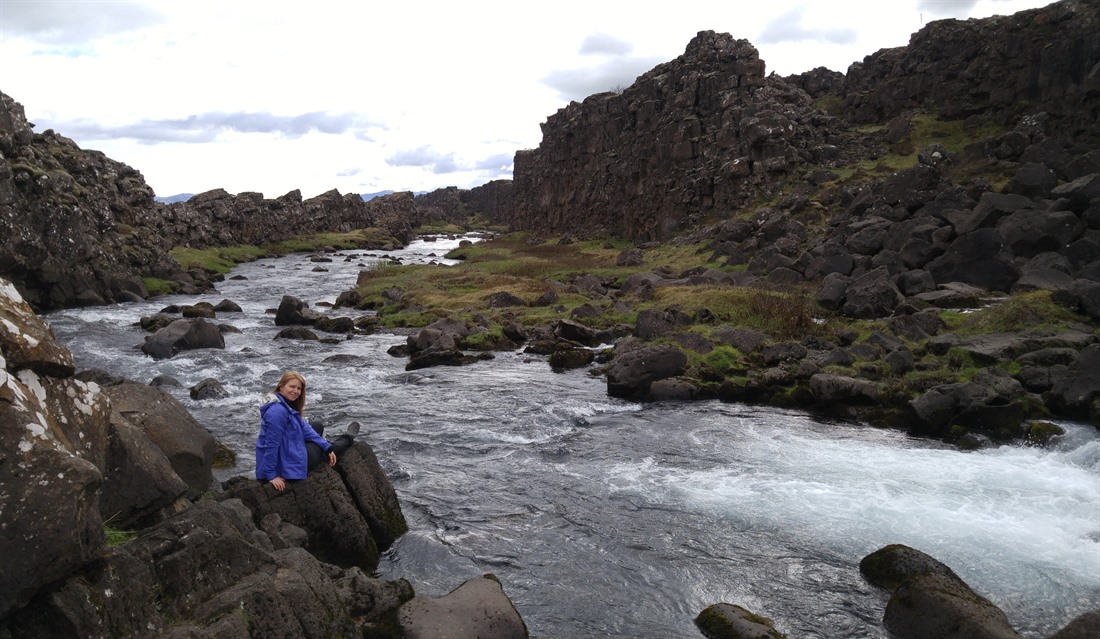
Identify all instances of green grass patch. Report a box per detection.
[142,277,180,296]
[955,291,1080,335]
[171,245,268,274]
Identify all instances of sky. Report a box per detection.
[0,0,1056,200]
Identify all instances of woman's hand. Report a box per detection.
[328,451,337,467]
[270,477,286,491]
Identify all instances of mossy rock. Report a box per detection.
[212,440,237,469]
[1025,420,1065,446]
[695,603,786,639]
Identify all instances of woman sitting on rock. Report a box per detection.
[255,370,358,491]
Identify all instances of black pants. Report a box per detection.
[305,425,355,471]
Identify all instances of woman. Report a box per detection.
[255,371,357,491]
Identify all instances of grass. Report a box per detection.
[954,291,1081,335]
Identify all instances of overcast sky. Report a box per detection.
[0,0,1055,200]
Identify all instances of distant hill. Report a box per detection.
[155,193,194,204]
[361,190,428,201]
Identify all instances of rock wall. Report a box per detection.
[512,31,841,241]
[415,179,514,227]
[842,0,1100,140]
[0,90,418,311]
[511,0,1100,241]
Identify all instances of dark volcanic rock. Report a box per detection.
[512,31,839,241]
[140,318,225,360]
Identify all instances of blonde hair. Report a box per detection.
[275,370,307,414]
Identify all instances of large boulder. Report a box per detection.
[861,545,1023,639]
[0,278,107,618]
[842,267,904,318]
[140,318,226,360]
[100,410,190,529]
[2,498,415,639]
[398,575,528,639]
[274,295,324,326]
[102,381,216,493]
[907,369,1042,440]
[927,228,1021,293]
[221,441,407,570]
[606,344,688,399]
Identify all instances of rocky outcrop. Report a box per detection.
[0,90,417,311]
[220,440,407,571]
[841,0,1100,141]
[415,179,514,228]
[511,1,1099,242]
[512,31,845,241]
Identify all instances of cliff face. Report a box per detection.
[0,91,417,311]
[512,31,843,241]
[0,92,178,310]
[415,179,514,227]
[842,0,1100,139]
[511,0,1100,240]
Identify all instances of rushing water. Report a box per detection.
[45,236,1100,638]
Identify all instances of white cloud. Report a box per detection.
[580,33,634,56]
[759,6,858,45]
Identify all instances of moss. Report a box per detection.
[1025,421,1065,446]
[956,291,1081,335]
[212,440,236,469]
[103,520,136,547]
[142,277,180,296]
[697,345,743,376]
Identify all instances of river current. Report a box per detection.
[44,235,1100,638]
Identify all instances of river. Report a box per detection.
[44,235,1100,638]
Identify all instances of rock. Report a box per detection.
[407,348,478,370]
[1048,609,1100,639]
[809,373,880,404]
[554,318,599,346]
[212,298,243,312]
[695,603,786,639]
[634,308,693,339]
[100,409,190,529]
[0,279,75,376]
[181,303,216,319]
[859,544,965,591]
[102,381,216,493]
[927,229,1021,293]
[907,369,1042,440]
[314,316,354,333]
[398,575,528,639]
[885,573,1023,639]
[190,377,229,400]
[141,318,226,359]
[606,344,688,400]
[861,544,1023,639]
[549,347,596,370]
[711,326,771,354]
[274,326,319,341]
[842,267,904,318]
[0,368,107,619]
[275,295,324,326]
[331,442,409,550]
[487,291,526,308]
[222,463,381,570]
[649,376,699,401]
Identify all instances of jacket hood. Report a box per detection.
[259,392,284,417]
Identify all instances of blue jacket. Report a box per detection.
[255,393,331,481]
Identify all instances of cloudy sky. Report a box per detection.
[0,0,1054,200]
